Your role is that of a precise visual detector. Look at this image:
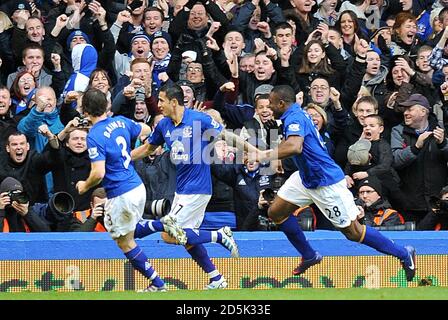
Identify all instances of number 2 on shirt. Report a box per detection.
[116,136,131,169]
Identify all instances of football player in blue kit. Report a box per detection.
[255,85,416,281]
[131,84,259,289]
[76,88,187,292]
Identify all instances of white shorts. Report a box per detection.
[277,171,358,228]
[166,193,212,229]
[105,184,146,239]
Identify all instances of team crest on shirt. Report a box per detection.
[182,126,192,138]
[171,140,189,162]
[288,124,300,132]
[211,119,220,129]
[88,147,99,159]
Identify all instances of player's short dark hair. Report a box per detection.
[82,88,108,117]
[160,83,184,106]
[271,85,295,104]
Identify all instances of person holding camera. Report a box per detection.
[417,186,448,230]
[37,119,93,211]
[72,187,107,232]
[0,176,50,232]
[254,85,416,281]
[355,177,405,228]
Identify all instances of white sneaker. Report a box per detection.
[206,276,228,290]
[161,216,187,245]
[218,226,240,258]
[137,284,168,292]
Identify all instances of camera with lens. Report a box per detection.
[429,196,448,215]
[262,175,286,202]
[7,190,28,204]
[354,198,365,208]
[77,116,90,127]
[147,199,171,219]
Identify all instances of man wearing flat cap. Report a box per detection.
[391,93,448,224]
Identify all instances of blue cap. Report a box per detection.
[149,30,172,49]
[66,30,91,50]
[131,31,151,45]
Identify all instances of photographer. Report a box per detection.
[33,191,80,232]
[0,177,50,232]
[418,186,448,230]
[72,187,107,232]
[356,177,405,228]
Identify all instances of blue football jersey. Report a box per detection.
[87,116,143,198]
[281,103,344,188]
[149,108,223,195]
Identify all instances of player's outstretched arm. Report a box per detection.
[138,123,152,138]
[76,161,106,195]
[258,135,303,162]
[131,142,159,161]
[219,129,259,154]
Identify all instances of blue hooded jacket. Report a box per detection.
[62,43,98,107]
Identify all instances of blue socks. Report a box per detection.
[278,215,316,260]
[362,225,408,260]
[185,228,216,245]
[134,220,164,239]
[124,245,165,287]
[187,244,221,282]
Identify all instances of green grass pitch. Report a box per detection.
[1,287,448,300]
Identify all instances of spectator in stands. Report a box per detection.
[0,86,18,153]
[37,119,92,211]
[0,132,52,204]
[314,0,338,26]
[362,50,388,108]
[7,43,66,98]
[389,12,420,57]
[335,10,367,57]
[18,86,64,152]
[0,11,14,86]
[143,6,165,36]
[113,31,152,81]
[240,85,277,149]
[356,176,405,228]
[346,114,404,208]
[239,53,255,74]
[212,154,272,231]
[231,0,284,53]
[334,95,378,168]
[11,16,67,77]
[284,0,320,45]
[391,94,448,224]
[10,70,36,117]
[149,30,172,97]
[112,58,160,121]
